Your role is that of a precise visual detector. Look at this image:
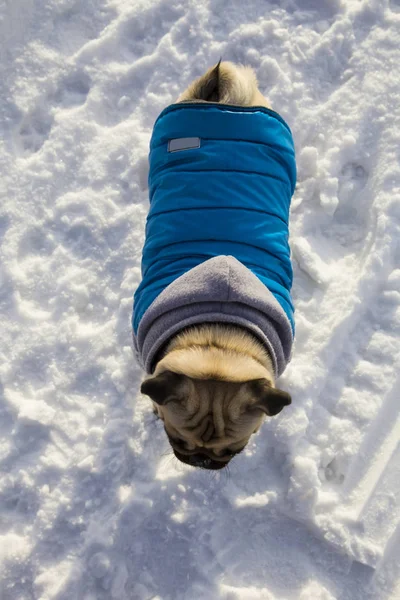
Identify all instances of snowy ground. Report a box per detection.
[1,0,400,598]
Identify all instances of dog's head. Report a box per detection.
[141,370,291,470]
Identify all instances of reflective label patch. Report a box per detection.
[168,137,201,152]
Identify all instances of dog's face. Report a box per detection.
[141,371,291,470]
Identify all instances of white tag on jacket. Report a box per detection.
[168,137,201,152]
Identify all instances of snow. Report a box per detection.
[0,0,399,598]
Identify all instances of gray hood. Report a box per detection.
[133,255,293,377]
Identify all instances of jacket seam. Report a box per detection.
[149,168,290,184]
[146,205,289,225]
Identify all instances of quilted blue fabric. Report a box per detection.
[133,103,296,334]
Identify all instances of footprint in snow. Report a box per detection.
[17,108,53,155]
[16,69,91,156]
[52,71,91,109]
[18,227,56,261]
[0,480,39,518]
[89,551,112,581]
[117,2,184,61]
[337,162,369,206]
[331,161,371,247]
[323,457,345,485]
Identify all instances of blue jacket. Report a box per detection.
[133,103,296,375]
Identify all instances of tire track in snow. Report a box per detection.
[327,371,400,569]
[343,376,400,521]
[304,268,400,567]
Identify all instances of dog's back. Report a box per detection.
[177,61,271,108]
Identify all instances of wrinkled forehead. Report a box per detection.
[188,377,249,397]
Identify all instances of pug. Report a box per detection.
[133,61,296,470]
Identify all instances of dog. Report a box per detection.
[134,62,296,470]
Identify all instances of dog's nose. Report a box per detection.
[189,453,214,468]
[173,450,228,470]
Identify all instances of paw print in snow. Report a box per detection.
[18,108,53,154]
[322,457,345,485]
[53,71,91,108]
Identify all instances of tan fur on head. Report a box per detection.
[155,324,275,383]
[177,61,271,109]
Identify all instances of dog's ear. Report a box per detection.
[249,379,292,416]
[140,371,185,406]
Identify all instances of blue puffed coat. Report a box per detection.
[132,103,296,376]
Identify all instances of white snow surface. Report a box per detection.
[1,0,400,598]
